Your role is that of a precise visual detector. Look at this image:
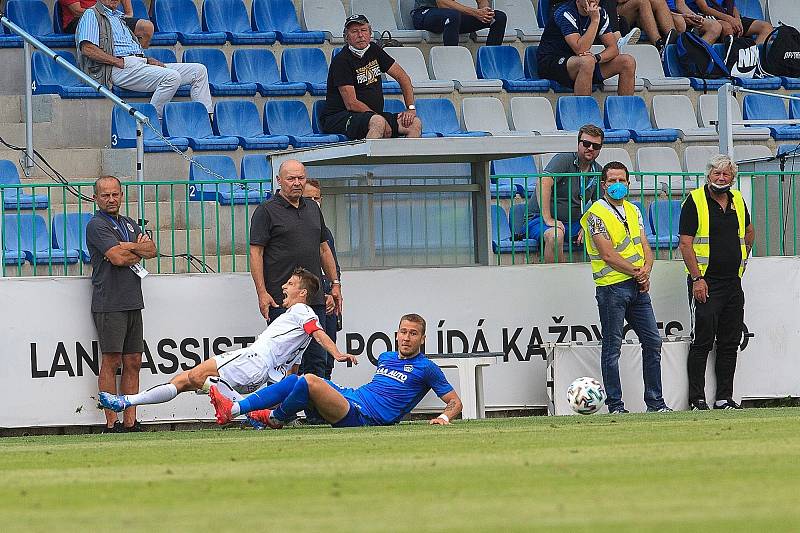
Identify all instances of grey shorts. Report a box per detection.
[93,310,144,354]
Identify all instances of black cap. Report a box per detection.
[344,14,370,29]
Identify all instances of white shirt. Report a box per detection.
[250,303,322,382]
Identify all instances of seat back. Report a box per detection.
[594,147,635,170]
[203,0,252,33]
[52,213,92,257]
[397,0,416,29]
[625,44,669,79]
[490,205,512,242]
[252,0,302,32]
[537,0,552,27]
[384,47,432,81]
[734,144,773,162]
[698,93,742,127]
[3,213,50,253]
[145,48,178,64]
[351,0,400,32]
[491,155,538,177]
[183,48,233,84]
[265,100,314,136]
[652,94,700,130]
[605,95,653,131]
[523,45,545,79]
[416,98,461,135]
[33,50,79,88]
[476,45,525,81]
[241,154,273,183]
[556,96,603,131]
[510,96,557,131]
[214,100,264,137]
[281,48,328,84]
[462,97,510,133]
[129,0,150,19]
[662,44,682,76]
[637,146,682,191]
[190,155,239,182]
[301,0,346,33]
[496,0,540,35]
[53,1,63,33]
[382,99,406,115]
[790,98,800,119]
[111,103,162,143]
[153,0,203,33]
[8,0,53,36]
[232,49,281,85]
[648,200,681,240]
[0,160,22,188]
[768,0,800,27]
[684,145,719,174]
[163,102,215,138]
[743,93,788,120]
[429,46,479,81]
[311,100,329,133]
[737,0,765,20]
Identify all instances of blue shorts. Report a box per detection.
[525,216,582,241]
[326,381,378,428]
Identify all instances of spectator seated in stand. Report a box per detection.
[687,0,772,44]
[409,0,508,46]
[667,0,722,44]
[58,0,154,48]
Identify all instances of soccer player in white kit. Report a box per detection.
[98,268,358,413]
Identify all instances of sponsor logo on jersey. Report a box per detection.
[376,366,408,383]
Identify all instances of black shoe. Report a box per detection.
[713,399,742,410]
[689,399,710,411]
[101,421,123,433]
[303,415,327,426]
[608,408,629,414]
[122,420,145,432]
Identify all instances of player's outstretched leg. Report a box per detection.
[210,374,300,426]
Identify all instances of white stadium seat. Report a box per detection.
[652,94,718,142]
[384,47,455,94]
[510,96,575,136]
[429,46,503,93]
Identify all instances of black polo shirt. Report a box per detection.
[679,185,751,279]
[249,192,328,306]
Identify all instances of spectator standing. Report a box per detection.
[678,155,755,410]
[303,179,342,381]
[87,176,156,433]
[524,125,603,263]
[75,0,212,119]
[249,160,341,423]
[687,0,773,44]
[59,0,154,48]
[580,162,670,414]
[410,0,508,46]
[537,0,636,95]
[322,14,421,140]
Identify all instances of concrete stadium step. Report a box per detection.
[0,95,23,123]
[0,148,102,178]
[150,228,249,256]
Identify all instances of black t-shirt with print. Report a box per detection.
[323,44,396,118]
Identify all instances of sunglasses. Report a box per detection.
[579,139,602,150]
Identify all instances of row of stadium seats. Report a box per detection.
[0,161,49,210]
[2,212,89,265]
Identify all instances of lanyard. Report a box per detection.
[603,198,629,234]
[100,212,131,242]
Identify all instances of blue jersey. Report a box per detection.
[344,352,454,425]
[538,1,612,59]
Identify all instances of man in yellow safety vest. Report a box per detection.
[678,154,754,411]
[580,161,671,414]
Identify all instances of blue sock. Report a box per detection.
[273,376,310,422]
[237,374,299,415]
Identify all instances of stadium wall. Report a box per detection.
[1,256,798,428]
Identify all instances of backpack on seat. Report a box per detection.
[724,35,764,78]
[762,24,800,78]
[676,31,729,80]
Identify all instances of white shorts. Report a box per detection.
[213,348,271,395]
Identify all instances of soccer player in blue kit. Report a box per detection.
[210,313,463,427]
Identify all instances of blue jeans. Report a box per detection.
[595,279,666,411]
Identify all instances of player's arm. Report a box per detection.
[598,31,620,62]
[338,85,373,113]
[429,390,462,425]
[591,231,640,277]
[311,328,358,365]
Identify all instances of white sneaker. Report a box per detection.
[618,27,641,48]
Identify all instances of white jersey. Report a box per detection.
[213,303,322,393]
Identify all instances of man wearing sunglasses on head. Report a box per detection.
[524,124,604,263]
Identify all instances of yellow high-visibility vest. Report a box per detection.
[684,187,747,278]
[580,200,645,286]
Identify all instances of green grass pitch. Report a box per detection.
[2,408,799,532]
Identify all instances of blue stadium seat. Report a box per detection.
[491,156,538,196]
[736,0,764,20]
[202,0,277,44]
[787,98,800,122]
[113,49,190,98]
[52,2,64,34]
[536,0,550,27]
[281,48,327,95]
[415,98,489,138]
[251,0,325,44]
[7,0,75,47]
[556,96,630,143]
[743,94,800,140]
[509,203,537,239]
[183,48,257,96]
[310,101,349,141]
[32,51,103,99]
[711,43,781,89]
[152,0,227,45]
[523,46,584,93]
[264,100,342,147]
[662,44,727,90]
[489,178,517,199]
[214,100,290,150]
[490,205,537,253]
[163,102,239,150]
[3,214,80,264]
[240,154,274,198]
[647,199,681,249]
[189,155,267,205]
[0,160,49,210]
[604,96,680,143]
[231,49,306,96]
[111,103,189,152]
[630,200,656,241]
[477,46,550,92]
[777,144,800,157]
[128,0,178,45]
[385,98,435,138]
[52,213,92,263]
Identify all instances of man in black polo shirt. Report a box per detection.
[321,14,421,140]
[249,160,341,422]
[678,154,755,411]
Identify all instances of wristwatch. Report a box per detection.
[691,275,703,283]
[331,280,341,285]
[407,104,416,110]
[594,53,602,64]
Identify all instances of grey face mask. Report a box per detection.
[709,182,731,193]
[348,45,368,58]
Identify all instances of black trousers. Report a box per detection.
[687,277,745,402]
[412,8,507,46]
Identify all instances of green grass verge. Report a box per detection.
[2,408,799,532]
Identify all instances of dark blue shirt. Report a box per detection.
[538,1,612,59]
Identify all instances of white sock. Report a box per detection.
[231,403,241,416]
[208,376,244,402]
[124,383,178,406]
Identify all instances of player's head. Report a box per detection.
[397,314,426,357]
[344,14,371,50]
[303,178,322,206]
[577,124,604,164]
[282,267,320,307]
[706,154,737,191]
[277,159,307,202]
[93,175,123,216]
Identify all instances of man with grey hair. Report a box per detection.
[678,154,755,411]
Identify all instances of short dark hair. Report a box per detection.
[305,178,321,189]
[292,267,320,297]
[601,161,630,182]
[399,313,426,334]
[94,175,121,194]
[578,124,604,143]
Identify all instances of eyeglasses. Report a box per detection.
[579,139,602,150]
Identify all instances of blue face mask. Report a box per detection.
[607,182,628,200]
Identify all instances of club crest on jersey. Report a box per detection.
[404,365,413,372]
[126,222,135,232]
